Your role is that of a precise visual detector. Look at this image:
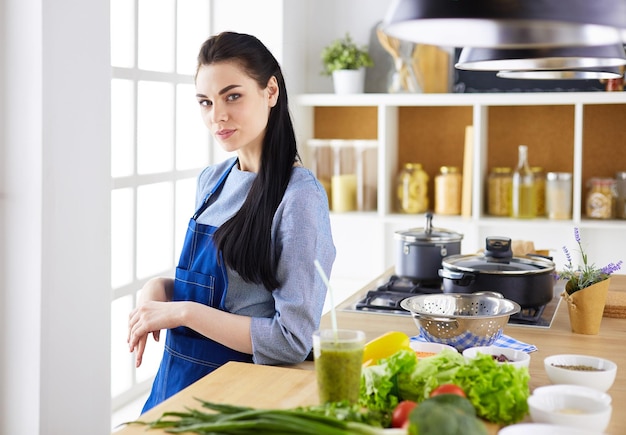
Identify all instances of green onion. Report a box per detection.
[127,399,386,435]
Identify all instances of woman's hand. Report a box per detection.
[128,277,174,367]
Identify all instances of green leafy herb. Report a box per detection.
[361,349,530,426]
[560,227,622,294]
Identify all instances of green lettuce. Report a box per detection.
[453,353,530,425]
[359,349,530,426]
[397,350,466,401]
[359,349,417,422]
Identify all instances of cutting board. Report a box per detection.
[115,361,503,435]
[603,290,626,318]
[115,362,319,434]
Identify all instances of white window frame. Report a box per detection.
[110,1,210,412]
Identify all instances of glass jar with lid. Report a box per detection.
[487,167,512,216]
[434,166,462,215]
[546,172,572,220]
[586,177,617,219]
[396,163,429,213]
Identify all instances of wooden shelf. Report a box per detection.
[295,92,626,284]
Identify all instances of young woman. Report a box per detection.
[127,32,336,412]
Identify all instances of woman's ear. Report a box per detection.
[267,76,279,107]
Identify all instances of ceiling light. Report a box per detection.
[455,44,626,71]
[383,0,625,48]
[497,67,623,80]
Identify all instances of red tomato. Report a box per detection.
[391,400,418,428]
[430,383,466,398]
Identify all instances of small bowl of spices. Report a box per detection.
[462,345,530,369]
[527,384,612,432]
[544,354,617,392]
[410,341,458,359]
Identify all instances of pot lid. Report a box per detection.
[394,213,463,244]
[442,236,555,275]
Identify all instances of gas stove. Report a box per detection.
[345,275,561,328]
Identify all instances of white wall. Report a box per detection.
[1,1,111,434]
[302,0,394,93]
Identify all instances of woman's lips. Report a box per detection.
[215,129,235,140]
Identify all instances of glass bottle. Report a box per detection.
[396,163,429,213]
[615,171,626,219]
[511,145,536,218]
[531,166,546,217]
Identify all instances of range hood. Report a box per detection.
[496,68,623,80]
[382,0,626,77]
[382,0,626,48]
[455,44,626,71]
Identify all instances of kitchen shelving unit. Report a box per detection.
[295,92,626,290]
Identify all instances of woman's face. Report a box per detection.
[195,61,278,165]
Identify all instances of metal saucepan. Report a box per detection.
[439,236,555,308]
[394,213,463,282]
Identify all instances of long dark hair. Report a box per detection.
[197,32,299,291]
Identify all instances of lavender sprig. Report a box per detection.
[560,228,622,295]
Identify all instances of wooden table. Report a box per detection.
[114,274,626,435]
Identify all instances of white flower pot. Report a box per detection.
[332,68,365,94]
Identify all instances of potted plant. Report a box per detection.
[321,33,373,94]
[559,227,622,334]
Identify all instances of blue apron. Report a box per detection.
[142,160,252,413]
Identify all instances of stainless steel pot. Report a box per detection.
[439,236,556,308]
[394,213,463,281]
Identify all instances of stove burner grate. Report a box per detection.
[350,275,559,327]
[509,304,546,324]
[376,275,443,293]
[354,276,444,314]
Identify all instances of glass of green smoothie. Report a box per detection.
[313,329,366,404]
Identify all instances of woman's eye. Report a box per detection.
[226,93,241,102]
[197,99,211,107]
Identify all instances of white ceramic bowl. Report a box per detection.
[527,384,612,432]
[544,354,617,392]
[410,341,457,358]
[533,385,611,406]
[498,423,606,435]
[462,345,530,368]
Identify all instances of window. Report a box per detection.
[109,0,283,418]
[109,0,211,411]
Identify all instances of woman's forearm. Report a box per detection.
[181,301,253,354]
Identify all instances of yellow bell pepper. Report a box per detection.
[362,331,412,365]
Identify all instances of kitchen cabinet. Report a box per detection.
[294,92,626,291]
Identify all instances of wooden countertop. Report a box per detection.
[114,274,626,435]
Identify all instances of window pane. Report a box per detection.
[176,83,209,170]
[176,0,211,75]
[138,0,175,72]
[111,0,135,68]
[137,81,174,174]
[136,182,174,278]
[111,295,133,396]
[111,79,135,178]
[111,188,135,288]
[175,178,197,259]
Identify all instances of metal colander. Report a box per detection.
[400,292,521,351]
